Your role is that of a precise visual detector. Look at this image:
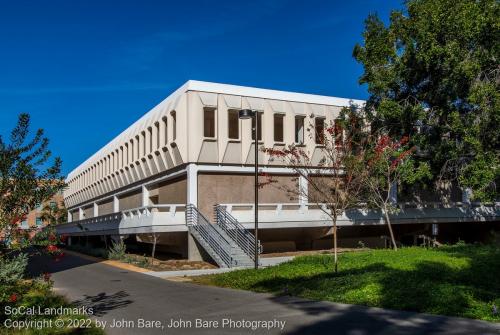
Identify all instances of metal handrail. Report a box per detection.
[221,201,500,212]
[215,205,262,260]
[186,204,233,268]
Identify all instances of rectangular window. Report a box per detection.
[171,111,177,141]
[295,116,305,144]
[50,201,57,209]
[274,114,284,142]
[251,112,263,141]
[163,117,168,145]
[228,110,239,139]
[36,217,43,227]
[203,108,216,138]
[315,117,325,144]
[21,220,28,229]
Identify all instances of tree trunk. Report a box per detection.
[332,217,338,273]
[383,207,398,251]
[151,234,157,265]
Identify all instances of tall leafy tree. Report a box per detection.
[0,113,65,249]
[354,0,499,201]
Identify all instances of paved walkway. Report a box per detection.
[28,252,500,335]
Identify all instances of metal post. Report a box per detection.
[239,109,260,270]
[254,112,259,269]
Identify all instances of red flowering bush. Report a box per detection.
[46,244,59,253]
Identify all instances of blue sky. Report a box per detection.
[0,0,402,175]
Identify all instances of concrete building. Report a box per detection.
[57,81,500,267]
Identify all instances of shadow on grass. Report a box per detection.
[246,245,500,333]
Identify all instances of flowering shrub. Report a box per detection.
[9,294,17,303]
[0,253,28,285]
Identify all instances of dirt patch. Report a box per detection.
[124,254,217,271]
[261,248,369,258]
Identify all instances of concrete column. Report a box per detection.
[78,207,84,220]
[186,164,198,206]
[142,185,150,207]
[139,133,144,157]
[187,234,203,261]
[93,203,99,217]
[145,128,151,154]
[68,211,72,223]
[153,123,159,151]
[462,187,472,205]
[389,181,398,205]
[159,118,166,147]
[113,196,120,212]
[298,171,309,207]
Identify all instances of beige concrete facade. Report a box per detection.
[63,80,363,211]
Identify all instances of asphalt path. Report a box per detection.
[27,251,500,335]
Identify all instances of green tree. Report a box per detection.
[40,201,68,226]
[0,113,65,250]
[353,0,499,201]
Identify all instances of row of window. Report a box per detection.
[20,217,43,229]
[203,108,307,144]
[202,108,342,145]
[34,201,57,211]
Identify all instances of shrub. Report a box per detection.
[0,253,28,285]
[108,240,126,260]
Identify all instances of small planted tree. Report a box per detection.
[363,134,431,250]
[263,111,368,272]
[150,233,159,265]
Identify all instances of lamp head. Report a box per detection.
[239,109,255,120]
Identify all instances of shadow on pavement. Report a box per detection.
[73,291,133,317]
[26,247,100,277]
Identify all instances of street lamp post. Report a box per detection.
[238,109,259,269]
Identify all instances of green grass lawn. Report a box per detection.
[193,244,500,322]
